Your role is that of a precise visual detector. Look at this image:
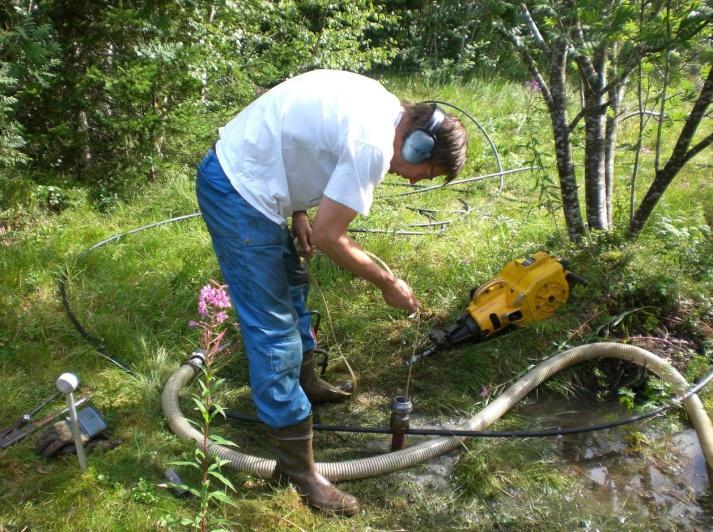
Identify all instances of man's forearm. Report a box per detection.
[315,233,395,290]
[310,195,419,312]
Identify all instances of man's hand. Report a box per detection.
[380,277,420,314]
[292,211,315,257]
[312,196,420,315]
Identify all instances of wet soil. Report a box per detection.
[524,398,713,530]
[390,398,713,530]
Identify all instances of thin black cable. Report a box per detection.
[223,368,713,438]
[59,271,138,377]
[58,213,203,378]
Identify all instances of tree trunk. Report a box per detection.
[605,44,626,227]
[548,41,585,240]
[79,109,92,167]
[629,66,713,236]
[582,48,609,230]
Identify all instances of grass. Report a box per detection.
[1,74,712,530]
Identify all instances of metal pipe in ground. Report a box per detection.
[390,395,413,451]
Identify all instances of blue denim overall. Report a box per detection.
[196,150,314,428]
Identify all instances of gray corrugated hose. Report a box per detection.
[162,342,713,480]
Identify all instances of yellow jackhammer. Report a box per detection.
[406,251,586,365]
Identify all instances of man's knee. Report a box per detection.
[248,335,310,427]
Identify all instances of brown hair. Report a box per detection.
[401,102,468,182]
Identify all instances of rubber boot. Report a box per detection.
[269,416,359,517]
[300,350,352,404]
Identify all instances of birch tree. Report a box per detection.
[492,0,711,240]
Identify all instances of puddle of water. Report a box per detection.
[396,450,461,491]
[392,398,713,529]
[517,398,712,529]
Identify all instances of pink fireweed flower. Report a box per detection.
[200,285,213,298]
[211,290,231,309]
[188,320,198,328]
[192,281,233,366]
[480,385,489,399]
[524,78,541,92]
[197,282,232,317]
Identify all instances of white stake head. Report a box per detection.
[56,372,79,394]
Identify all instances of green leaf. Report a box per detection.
[192,396,211,423]
[212,403,227,418]
[208,471,236,491]
[169,460,200,470]
[185,486,201,497]
[216,457,232,467]
[162,481,192,492]
[209,434,238,447]
[207,490,238,506]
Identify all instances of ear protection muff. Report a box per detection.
[400,104,446,164]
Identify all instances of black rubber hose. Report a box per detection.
[222,366,713,439]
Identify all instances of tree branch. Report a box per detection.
[520,3,550,54]
[568,99,611,130]
[683,132,713,165]
[568,108,585,131]
[675,16,711,45]
[629,66,713,236]
[570,19,599,89]
[598,44,650,97]
[667,66,713,164]
[497,26,554,108]
[600,14,709,99]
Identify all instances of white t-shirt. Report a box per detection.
[215,69,403,225]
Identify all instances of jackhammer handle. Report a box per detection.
[0,418,25,440]
[0,391,63,439]
[0,397,90,448]
[27,390,63,419]
[404,343,439,366]
[566,271,588,287]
